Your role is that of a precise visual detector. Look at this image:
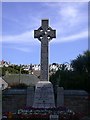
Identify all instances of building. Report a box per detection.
[0,77,8,90]
[3,74,40,86]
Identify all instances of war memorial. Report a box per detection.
[1,19,89,120]
[33,19,56,108]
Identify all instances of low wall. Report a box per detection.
[2,88,89,115]
[2,89,27,113]
[64,93,89,114]
[0,90,2,120]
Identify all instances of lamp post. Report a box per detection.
[19,64,21,84]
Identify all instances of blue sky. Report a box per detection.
[1,2,88,64]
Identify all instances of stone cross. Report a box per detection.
[34,19,56,81]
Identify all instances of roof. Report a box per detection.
[3,74,40,86]
[0,77,8,90]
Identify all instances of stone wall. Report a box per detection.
[0,90,2,120]
[64,94,88,114]
[64,90,89,115]
[2,89,27,113]
[2,88,89,115]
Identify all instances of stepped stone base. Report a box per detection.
[33,81,55,108]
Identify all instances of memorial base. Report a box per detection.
[33,81,55,108]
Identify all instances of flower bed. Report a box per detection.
[2,106,85,120]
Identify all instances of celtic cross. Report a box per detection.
[34,19,56,81]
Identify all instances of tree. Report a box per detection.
[71,50,90,73]
[71,50,90,92]
[49,50,90,93]
[1,65,29,76]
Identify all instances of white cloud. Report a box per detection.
[51,30,88,43]
[1,2,88,46]
[1,29,88,45]
[1,30,39,44]
[3,45,33,53]
[50,2,88,41]
[2,0,89,2]
[46,2,87,27]
[13,47,31,52]
[59,6,78,21]
[60,3,87,25]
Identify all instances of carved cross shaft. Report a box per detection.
[34,19,56,81]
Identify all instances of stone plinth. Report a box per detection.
[26,87,34,107]
[57,87,64,107]
[33,81,55,108]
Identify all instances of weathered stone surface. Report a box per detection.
[34,19,56,81]
[33,81,55,108]
[64,90,88,114]
[26,87,34,106]
[2,89,89,114]
[2,89,27,113]
[33,19,56,108]
[0,90,2,120]
[57,87,64,107]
